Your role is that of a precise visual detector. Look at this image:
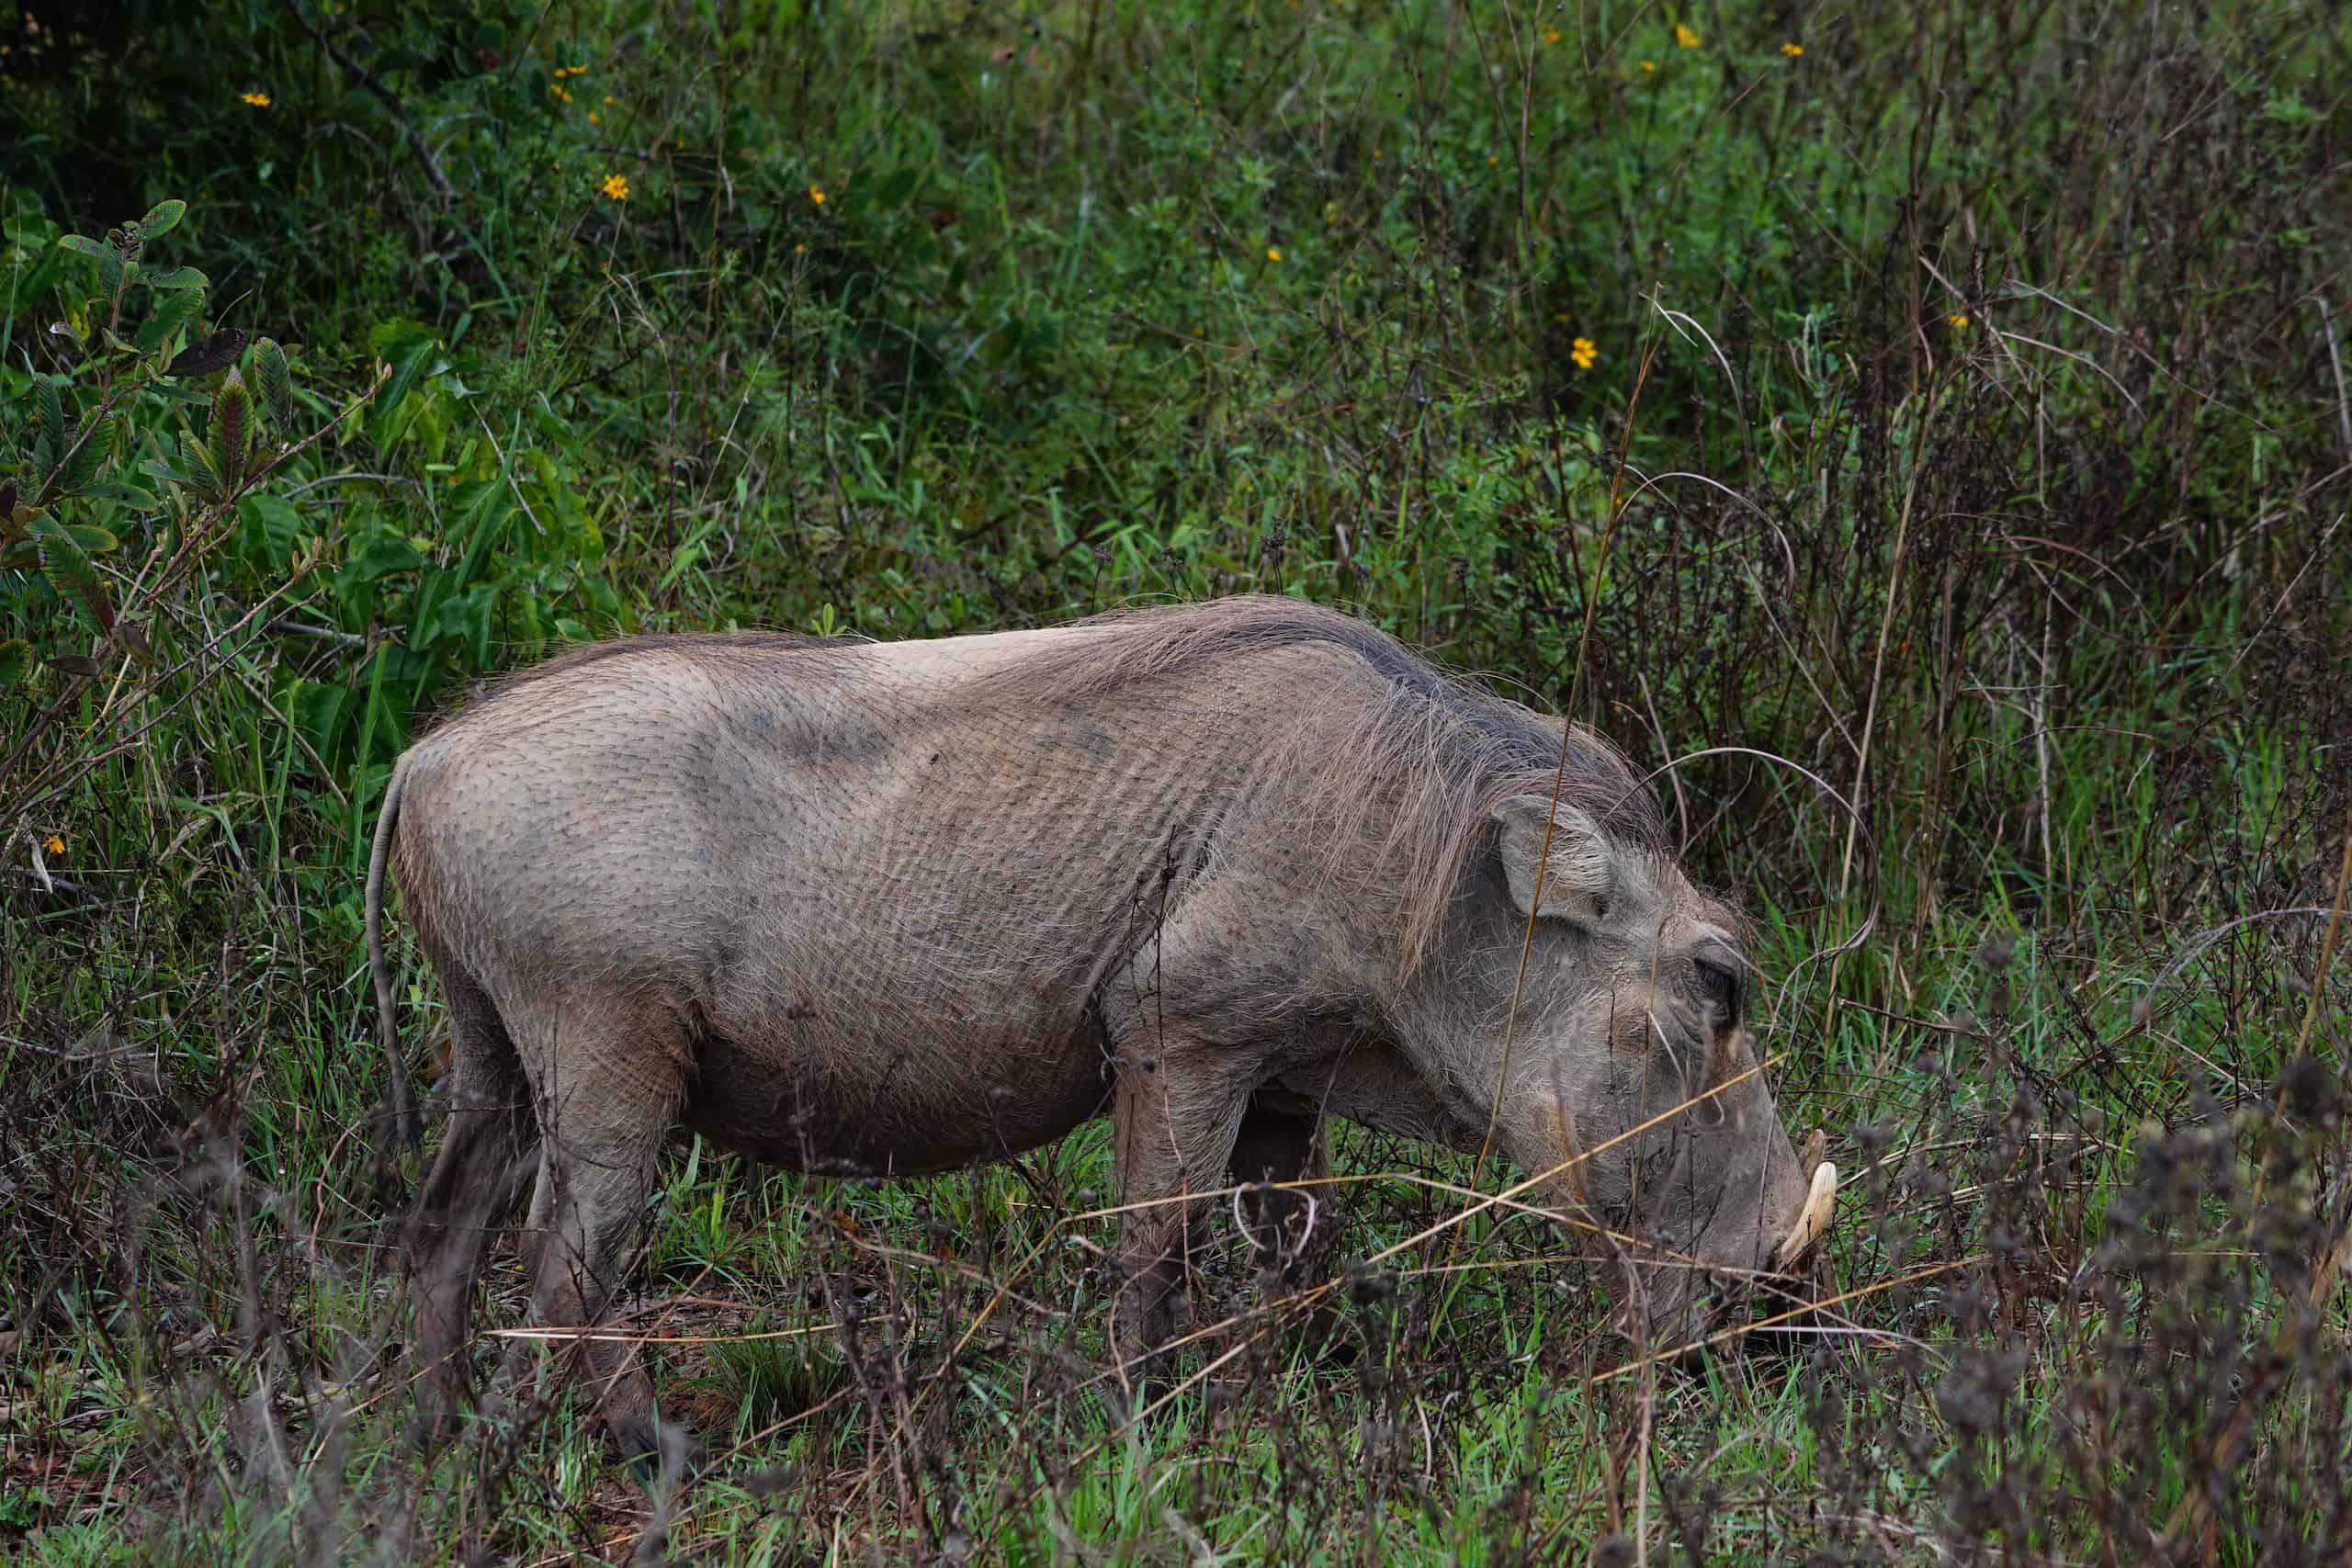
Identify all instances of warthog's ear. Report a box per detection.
[1491,795,1622,929]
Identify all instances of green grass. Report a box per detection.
[4,0,2350,1560]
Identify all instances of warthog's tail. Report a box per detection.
[367,757,422,1171]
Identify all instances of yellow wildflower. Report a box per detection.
[794,243,806,254]
[559,64,589,77]
[600,173,629,200]
[1544,28,1561,44]
[1947,311,1970,328]
[1571,335,1599,370]
[603,95,616,105]
[43,834,63,855]
[550,83,571,102]
[809,186,827,205]
[1781,41,1804,56]
[1640,59,1657,73]
[587,111,599,124]
[1674,23,1700,48]
[241,91,271,107]
[1266,246,1283,263]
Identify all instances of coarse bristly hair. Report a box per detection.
[424,597,1668,972]
[979,595,1669,968]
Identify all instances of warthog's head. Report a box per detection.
[1412,793,1835,1348]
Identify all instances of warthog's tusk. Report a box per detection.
[1775,1160,1838,1270]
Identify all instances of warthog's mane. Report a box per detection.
[984,595,1668,968]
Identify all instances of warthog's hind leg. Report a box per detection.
[403,958,537,1450]
[512,998,689,1469]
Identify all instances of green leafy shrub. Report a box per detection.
[1,193,624,887]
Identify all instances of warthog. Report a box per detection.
[369,595,1835,1456]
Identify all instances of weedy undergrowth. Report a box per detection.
[3,0,2348,1561]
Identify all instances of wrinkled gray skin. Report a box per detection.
[376,598,1818,1459]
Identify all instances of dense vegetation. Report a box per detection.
[4,0,2347,1560]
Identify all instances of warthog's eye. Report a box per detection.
[1695,953,1744,1021]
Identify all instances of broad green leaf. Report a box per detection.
[57,234,107,258]
[141,265,209,290]
[511,578,543,654]
[62,525,117,554]
[16,243,67,304]
[237,494,306,571]
[179,435,226,501]
[285,679,352,766]
[366,318,439,451]
[339,527,427,586]
[30,517,114,635]
[3,213,60,248]
[425,579,501,666]
[134,287,203,355]
[72,481,161,509]
[37,379,62,457]
[253,337,294,427]
[137,199,187,237]
[62,414,112,493]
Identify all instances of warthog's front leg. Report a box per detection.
[1106,1042,1253,1404]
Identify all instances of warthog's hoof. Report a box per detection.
[612,1407,705,1485]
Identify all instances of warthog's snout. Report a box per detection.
[1613,1128,1839,1356]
